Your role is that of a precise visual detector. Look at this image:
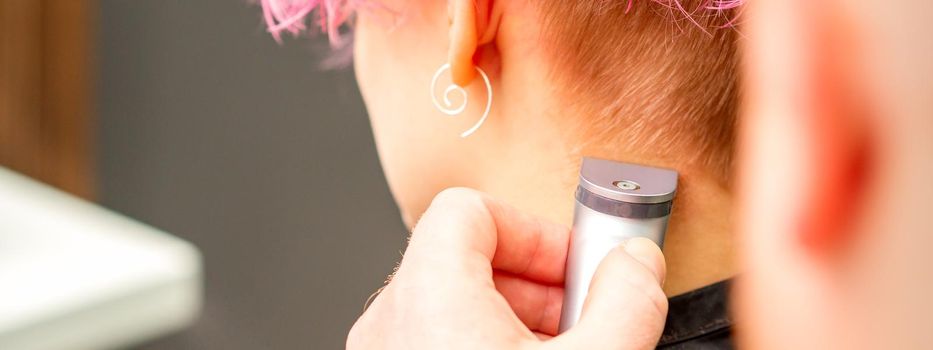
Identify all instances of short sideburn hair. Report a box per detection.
[538,1,742,181]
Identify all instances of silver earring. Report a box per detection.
[430,63,493,138]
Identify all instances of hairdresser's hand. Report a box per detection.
[347,188,668,350]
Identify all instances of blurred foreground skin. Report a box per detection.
[737,0,933,348]
[347,188,668,350]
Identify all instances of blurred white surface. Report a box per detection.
[0,167,202,350]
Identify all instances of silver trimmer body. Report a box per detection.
[558,158,678,333]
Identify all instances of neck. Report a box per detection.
[477,129,736,296]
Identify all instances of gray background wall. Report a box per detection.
[96,1,406,348]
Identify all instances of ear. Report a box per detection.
[789,8,876,253]
[447,0,497,87]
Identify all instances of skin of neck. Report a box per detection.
[475,128,736,296]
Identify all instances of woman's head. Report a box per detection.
[262,0,741,225]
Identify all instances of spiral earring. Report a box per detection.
[430,63,493,138]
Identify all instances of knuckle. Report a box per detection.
[416,187,489,233]
[645,283,669,316]
[431,187,481,209]
[346,285,397,349]
[617,277,667,320]
[345,318,367,349]
[630,277,667,318]
[406,187,498,269]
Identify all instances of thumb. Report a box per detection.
[559,237,668,350]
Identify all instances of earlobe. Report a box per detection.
[431,0,497,138]
[447,0,485,87]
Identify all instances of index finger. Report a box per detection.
[408,187,570,284]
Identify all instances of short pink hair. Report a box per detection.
[260,0,743,44]
[260,0,357,46]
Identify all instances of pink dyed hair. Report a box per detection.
[260,0,358,46]
[260,0,744,44]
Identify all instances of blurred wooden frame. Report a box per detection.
[0,0,95,199]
